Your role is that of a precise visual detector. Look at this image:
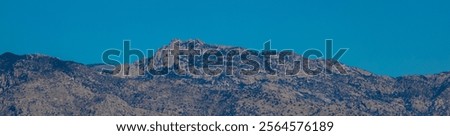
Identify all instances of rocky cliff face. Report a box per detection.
[1,40,449,115]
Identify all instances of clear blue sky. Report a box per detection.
[1,0,449,76]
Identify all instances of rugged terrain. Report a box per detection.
[1,40,449,115]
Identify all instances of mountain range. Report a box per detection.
[1,40,449,115]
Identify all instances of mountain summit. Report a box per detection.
[1,40,449,115]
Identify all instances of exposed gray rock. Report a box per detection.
[0,40,449,116]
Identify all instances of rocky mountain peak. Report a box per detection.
[1,41,450,116]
